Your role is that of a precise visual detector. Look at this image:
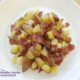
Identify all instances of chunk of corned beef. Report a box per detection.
[30,34,37,43]
[9,36,19,45]
[37,36,43,44]
[38,11,43,17]
[53,14,59,23]
[43,39,51,48]
[58,48,69,56]
[66,22,70,27]
[52,29,60,38]
[22,57,33,72]
[39,68,43,73]
[67,44,75,51]
[32,20,38,27]
[40,22,47,28]
[42,56,54,66]
[19,47,27,56]
[11,24,15,32]
[55,53,63,65]
[20,37,27,45]
[48,22,54,27]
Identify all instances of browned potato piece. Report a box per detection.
[57,19,63,27]
[24,11,34,21]
[47,30,54,39]
[34,10,41,23]
[15,21,20,28]
[61,41,67,48]
[18,32,27,40]
[36,58,45,67]
[26,50,34,59]
[23,25,33,35]
[51,38,58,45]
[62,28,70,36]
[33,24,41,33]
[64,37,72,43]
[56,19,63,30]
[11,45,19,54]
[31,61,38,70]
[16,56,23,65]
[34,43,42,51]
[42,14,50,23]
[42,64,50,73]
[32,49,40,57]
[49,12,55,23]
[57,43,62,48]
[50,65,58,73]
[41,48,48,57]
[11,30,16,37]
[19,18,25,25]
[12,56,18,64]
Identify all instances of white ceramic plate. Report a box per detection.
[0,0,80,80]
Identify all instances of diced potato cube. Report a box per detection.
[50,25,57,30]
[47,30,54,39]
[35,15,41,23]
[64,37,72,43]
[57,19,63,27]
[56,26,61,30]
[49,12,55,23]
[57,43,62,48]
[15,20,20,28]
[26,50,34,59]
[11,30,16,37]
[50,65,58,73]
[19,45,23,52]
[61,41,67,48]
[32,49,40,57]
[62,24,66,28]
[51,58,55,62]
[41,48,48,57]
[42,14,50,23]
[18,33,26,40]
[31,61,38,70]
[26,20,34,25]
[62,28,70,36]
[12,56,18,64]
[56,53,59,56]
[35,43,42,51]
[62,23,70,28]
[23,26,33,35]
[34,10,41,23]
[51,39,58,45]
[19,18,25,25]
[33,24,41,33]
[35,10,40,15]
[36,58,45,67]
[24,11,34,21]
[50,26,55,30]
[27,26,33,35]
[16,56,23,65]
[60,33,66,39]
[42,64,50,73]
[11,45,19,54]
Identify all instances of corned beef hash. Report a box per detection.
[9,10,75,73]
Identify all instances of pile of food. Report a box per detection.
[9,10,75,73]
